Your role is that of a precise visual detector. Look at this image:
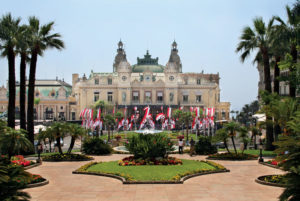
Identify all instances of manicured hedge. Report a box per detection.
[194,136,217,155]
[42,153,93,161]
[82,138,112,155]
[206,152,257,160]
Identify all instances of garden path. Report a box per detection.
[26,154,284,201]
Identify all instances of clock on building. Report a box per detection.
[122,76,127,81]
[169,76,174,81]
[145,75,151,81]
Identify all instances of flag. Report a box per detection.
[190,107,193,112]
[97,108,101,120]
[112,107,115,114]
[194,107,200,117]
[134,106,137,111]
[124,107,127,116]
[179,106,183,111]
[161,105,163,111]
[156,113,165,121]
[144,106,150,117]
[118,118,124,129]
[167,107,172,118]
[170,119,175,129]
[130,114,135,122]
[128,122,133,130]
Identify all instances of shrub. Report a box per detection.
[42,153,93,161]
[125,134,174,159]
[207,153,257,160]
[195,136,217,155]
[118,156,182,166]
[82,138,112,155]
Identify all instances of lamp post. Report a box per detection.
[37,143,43,163]
[258,138,264,162]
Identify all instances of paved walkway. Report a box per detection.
[26,154,284,201]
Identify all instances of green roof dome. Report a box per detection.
[131,50,165,73]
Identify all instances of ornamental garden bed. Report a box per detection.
[206,152,258,160]
[255,174,288,188]
[259,159,283,169]
[73,159,229,184]
[25,173,49,188]
[42,153,93,162]
[11,155,36,167]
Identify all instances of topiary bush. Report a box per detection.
[82,138,112,155]
[125,134,174,159]
[195,136,217,155]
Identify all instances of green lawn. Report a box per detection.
[218,149,275,157]
[86,159,216,181]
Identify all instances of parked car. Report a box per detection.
[215,141,225,149]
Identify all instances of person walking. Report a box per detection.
[190,138,195,156]
[178,138,184,154]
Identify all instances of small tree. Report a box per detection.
[66,123,86,154]
[213,128,231,154]
[48,122,68,154]
[0,127,33,159]
[104,114,115,141]
[177,111,193,142]
[224,122,240,155]
[251,126,259,149]
[239,126,250,153]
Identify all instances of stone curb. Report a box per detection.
[258,162,283,170]
[255,175,287,188]
[24,162,42,170]
[25,179,49,188]
[72,169,230,184]
[206,158,257,161]
[42,158,94,162]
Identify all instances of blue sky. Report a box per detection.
[0,0,295,111]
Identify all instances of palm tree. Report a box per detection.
[26,17,64,144]
[250,126,259,149]
[66,123,86,154]
[236,17,274,93]
[224,122,240,155]
[16,25,30,130]
[213,128,231,154]
[43,127,55,152]
[0,127,33,159]
[239,126,250,153]
[274,5,300,97]
[0,13,21,128]
[48,122,68,154]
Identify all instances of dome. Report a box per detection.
[131,64,164,73]
[117,61,131,73]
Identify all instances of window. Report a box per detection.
[94,92,99,102]
[197,79,201,85]
[183,95,188,103]
[72,112,76,120]
[284,86,287,95]
[157,92,163,103]
[169,76,174,81]
[51,92,55,97]
[122,92,126,102]
[107,92,113,102]
[169,92,174,102]
[196,95,201,103]
[132,91,139,103]
[95,78,99,85]
[107,78,112,85]
[145,91,151,103]
[60,106,63,110]
[35,92,39,97]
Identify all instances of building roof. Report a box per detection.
[131,50,165,73]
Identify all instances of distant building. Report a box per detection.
[72,40,230,120]
[0,79,74,121]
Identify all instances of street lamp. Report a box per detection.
[37,143,43,163]
[258,138,264,162]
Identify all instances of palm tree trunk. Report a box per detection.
[224,140,230,154]
[274,56,281,94]
[274,123,281,141]
[49,140,52,152]
[266,118,274,150]
[186,127,189,142]
[27,50,38,144]
[7,47,16,128]
[68,136,75,154]
[289,46,297,97]
[56,136,63,154]
[262,51,272,93]
[231,136,237,154]
[254,135,257,150]
[20,52,27,130]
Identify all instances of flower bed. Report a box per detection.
[73,159,229,184]
[118,156,183,166]
[42,153,93,162]
[206,153,257,160]
[255,174,288,187]
[11,155,35,167]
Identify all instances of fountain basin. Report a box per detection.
[134,129,163,135]
[113,145,180,154]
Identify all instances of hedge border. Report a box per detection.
[255,175,287,188]
[25,179,49,188]
[24,162,41,170]
[72,160,230,184]
[259,162,282,170]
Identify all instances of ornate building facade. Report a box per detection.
[72,41,230,120]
